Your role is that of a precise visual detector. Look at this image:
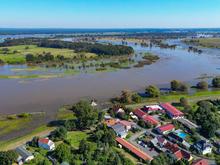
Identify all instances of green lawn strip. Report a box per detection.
[127,90,220,109]
[66,131,89,148]
[0,125,55,151]
[0,44,97,64]
[114,147,139,164]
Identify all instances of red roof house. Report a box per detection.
[160,103,184,119]
[156,123,175,134]
[192,159,209,165]
[133,109,146,118]
[116,137,153,161]
[142,115,159,126]
[165,142,192,161]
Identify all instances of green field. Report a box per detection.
[0,45,97,64]
[66,131,89,148]
[127,90,220,109]
[197,38,220,48]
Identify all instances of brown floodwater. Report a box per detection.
[0,40,220,118]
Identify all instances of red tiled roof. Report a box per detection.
[192,159,209,165]
[133,109,146,118]
[116,137,153,161]
[142,115,159,125]
[118,120,133,127]
[38,138,49,144]
[157,124,175,133]
[160,103,184,116]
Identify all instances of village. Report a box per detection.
[11,100,219,165]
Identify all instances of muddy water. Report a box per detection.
[0,40,220,118]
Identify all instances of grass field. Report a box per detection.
[197,38,220,48]
[127,90,220,109]
[66,131,89,148]
[0,45,97,64]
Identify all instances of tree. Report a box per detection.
[131,93,142,103]
[51,126,67,141]
[29,136,39,147]
[26,53,35,62]
[171,80,180,91]
[196,81,208,90]
[212,77,220,88]
[0,151,18,165]
[180,97,188,107]
[120,90,132,104]
[72,100,99,130]
[146,85,160,98]
[54,143,72,162]
[179,83,188,92]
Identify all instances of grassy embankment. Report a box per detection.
[127,90,220,109]
[184,38,220,49]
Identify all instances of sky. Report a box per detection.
[0,0,220,28]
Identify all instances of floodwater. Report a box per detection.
[0,39,220,117]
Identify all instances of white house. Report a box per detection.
[38,138,55,151]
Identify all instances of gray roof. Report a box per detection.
[112,123,126,135]
[16,146,33,160]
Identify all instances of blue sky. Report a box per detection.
[0,0,220,28]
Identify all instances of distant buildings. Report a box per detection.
[38,138,55,151]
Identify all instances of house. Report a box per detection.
[118,120,135,131]
[91,100,97,107]
[160,103,184,119]
[177,118,199,130]
[38,138,55,151]
[192,159,209,165]
[129,112,138,120]
[116,137,153,161]
[165,142,192,161]
[168,132,184,143]
[193,140,212,155]
[143,105,163,113]
[104,118,119,127]
[133,108,146,118]
[16,146,34,163]
[114,108,125,114]
[156,124,175,135]
[112,123,128,138]
[142,115,160,126]
[151,136,167,151]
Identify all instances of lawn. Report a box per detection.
[127,90,220,109]
[66,131,88,148]
[0,45,97,64]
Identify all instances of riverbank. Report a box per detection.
[1,89,220,151]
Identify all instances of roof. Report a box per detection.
[133,109,146,118]
[157,124,175,133]
[104,119,118,127]
[38,138,49,144]
[116,137,153,161]
[118,120,134,127]
[160,103,184,116]
[144,105,162,111]
[142,115,159,125]
[194,140,212,150]
[112,123,126,134]
[192,159,209,165]
[16,146,33,160]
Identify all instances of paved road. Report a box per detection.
[128,129,159,158]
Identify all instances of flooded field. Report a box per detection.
[0,39,220,118]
